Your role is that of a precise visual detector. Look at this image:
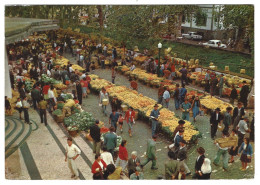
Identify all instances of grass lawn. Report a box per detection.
[162,41,254,77]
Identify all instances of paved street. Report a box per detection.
[5,53,254,180]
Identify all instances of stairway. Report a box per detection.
[5,116,38,159]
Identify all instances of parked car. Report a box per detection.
[182,32,203,40]
[202,40,227,48]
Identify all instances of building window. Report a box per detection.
[195,11,207,26]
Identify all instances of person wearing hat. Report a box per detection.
[130,167,144,180]
[90,120,101,155]
[210,107,223,139]
[181,98,191,121]
[239,81,250,108]
[237,116,250,147]
[176,139,191,176]
[213,130,230,171]
[218,74,224,98]
[172,120,185,139]
[150,104,160,137]
[223,107,233,133]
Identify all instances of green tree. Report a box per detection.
[220,5,254,55]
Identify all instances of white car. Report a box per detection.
[202,40,227,48]
[182,32,203,40]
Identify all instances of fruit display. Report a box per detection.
[89,74,200,142]
[134,55,148,63]
[53,83,67,90]
[6,89,20,115]
[89,77,114,91]
[71,64,85,72]
[200,95,233,112]
[55,56,69,66]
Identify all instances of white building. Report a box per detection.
[181,5,224,40]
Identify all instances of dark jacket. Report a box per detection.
[232,107,245,119]
[90,124,101,142]
[177,146,187,161]
[210,111,223,125]
[127,157,140,172]
[31,88,41,101]
[195,154,205,172]
[104,132,117,150]
[230,88,238,99]
[76,84,82,95]
[19,88,27,99]
[240,85,250,99]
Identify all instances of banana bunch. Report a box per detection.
[89,74,99,79]
[54,83,67,89]
[56,57,69,66]
[134,55,148,63]
[121,65,130,72]
[72,64,85,72]
[157,108,175,122]
[200,95,233,112]
[90,78,113,90]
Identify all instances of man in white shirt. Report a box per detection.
[69,64,74,73]
[48,87,56,112]
[163,86,170,108]
[65,137,81,179]
[237,117,250,147]
[101,146,114,165]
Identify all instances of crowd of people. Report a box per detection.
[5,30,254,180]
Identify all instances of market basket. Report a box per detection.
[102,99,109,105]
[68,130,78,137]
[54,114,65,123]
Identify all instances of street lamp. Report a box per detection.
[157,42,162,76]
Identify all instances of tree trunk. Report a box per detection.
[177,13,183,37]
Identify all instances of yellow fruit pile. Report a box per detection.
[107,86,156,112]
[200,95,233,112]
[88,74,199,142]
[131,68,162,81]
[89,76,114,90]
[54,83,67,89]
[71,64,85,72]
[55,57,69,66]
[134,55,148,63]
[121,65,130,72]
[157,108,175,121]
[6,89,20,115]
